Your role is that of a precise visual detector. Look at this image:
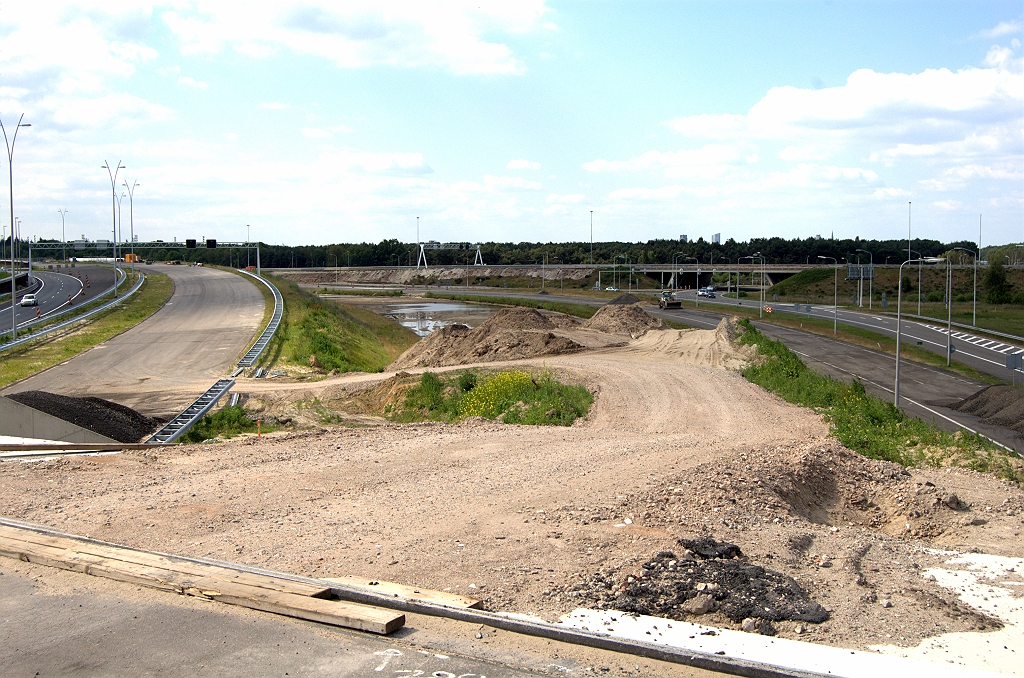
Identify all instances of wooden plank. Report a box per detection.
[200,581,404,634]
[0,525,403,634]
[0,526,331,598]
[325,575,483,610]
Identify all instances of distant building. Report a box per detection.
[712,233,721,244]
[680,235,687,243]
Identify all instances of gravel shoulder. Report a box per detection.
[2,320,1021,658]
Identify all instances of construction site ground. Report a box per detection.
[2,310,1023,674]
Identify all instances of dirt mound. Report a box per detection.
[571,538,829,626]
[5,391,162,443]
[607,293,642,305]
[390,307,585,369]
[951,385,1024,435]
[626,317,753,369]
[582,303,664,337]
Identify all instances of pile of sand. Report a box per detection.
[952,385,1024,435]
[582,302,663,337]
[625,317,754,369]
[390,307,585,369]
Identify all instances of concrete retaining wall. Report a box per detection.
[0,396,118,444]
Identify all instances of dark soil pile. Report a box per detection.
[568,537,828,626]
[5,391,161,443]
[582,303,664,337]
[607,293,642,305]
[952,385,1024,435]
[390,307,585,369]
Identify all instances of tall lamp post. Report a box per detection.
[671,252,686,289]
[855,248,873,309]
[58,209,69,263]
[895,257,945,406]
[817,256,838,335]
[246,224,251,269]
[117,192,126,287]
[123,180,139,276]
[739,253,764,317]
[101,161,125,298]
[948,246,978,360]
[2,113,30,340]
[590,210,594,266]
[679,255,697,305]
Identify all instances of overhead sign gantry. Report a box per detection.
[416,241,484,269]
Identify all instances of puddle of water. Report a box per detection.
[377,300,496,337]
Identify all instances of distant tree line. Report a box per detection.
[53,235,980,269]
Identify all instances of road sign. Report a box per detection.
[1007,354,1023,370]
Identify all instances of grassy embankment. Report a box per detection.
[256,275,417,375]
[737,319,1022,482]
[316,288,403,297]
[767,266,1024,337]
[388,369,593,426]
[0,272,173,390]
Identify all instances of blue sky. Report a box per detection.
[1,1,1021,248]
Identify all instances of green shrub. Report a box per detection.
[182,405,258,443]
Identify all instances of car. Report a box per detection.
[706,291,716,298]
[697,288,708,297]
[605,286,619,292]
[19,293,38,307]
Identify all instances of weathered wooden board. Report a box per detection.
[0,524,404,634]
[325,575,483,609]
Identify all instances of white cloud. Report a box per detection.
[162,1,551,76]
[545,193,585,203]
[177,76,208,89]
[302,127,332,139]
[976,20,1022,38]
[260,101,291,110]
[934,200,963,210]
[507,159,540,170]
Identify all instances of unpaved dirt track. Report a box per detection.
[3,323,1022,663]
[2,266,264,419]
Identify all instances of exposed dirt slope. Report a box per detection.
[624,318,754,370]
[582,302,664,337]
[390,307,586,369]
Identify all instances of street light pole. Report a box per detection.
[123,180,139,276]
[818,256,838,335]
[590,210,594,266]
[895,257,944,406]
[2,112,30,340]
[117,191,125,286]
[856,248,873,310]
[57,209,69,263]
[101,161,125,298]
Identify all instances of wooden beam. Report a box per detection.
[0,524,404,634]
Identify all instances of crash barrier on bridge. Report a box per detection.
[146,378,235,444]
[9,267,127,336]
[236,269,283,368]
[0,271,144,355]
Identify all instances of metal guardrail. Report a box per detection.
[11,267,127,335]
[146,379,235,444]
[0,272,145,354]
[237,269,282,368]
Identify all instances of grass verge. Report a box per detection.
[181,405,265,443]
[423,291,598,319]
[0,273,174,390]
[698,301,1004,385]
[263,275,417,374]
[737,319,1022,482]
[388,369,593,426]
[316,288,403,297]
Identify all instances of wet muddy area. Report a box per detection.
[320,296,499,336]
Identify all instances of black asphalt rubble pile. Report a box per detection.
[566,537,829,635]
[5,391,162,443]
[953,384,1024,435]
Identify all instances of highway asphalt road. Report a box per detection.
[2,265,264,419]
[673,288,1023,383]
[0,265,116,333]
[396,287,1023,454]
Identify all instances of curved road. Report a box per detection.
[1,266,116,333]
[2,265,264,419]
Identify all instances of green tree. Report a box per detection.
[984,255,1013,304]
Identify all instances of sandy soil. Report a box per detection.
[2,319,1022,657]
